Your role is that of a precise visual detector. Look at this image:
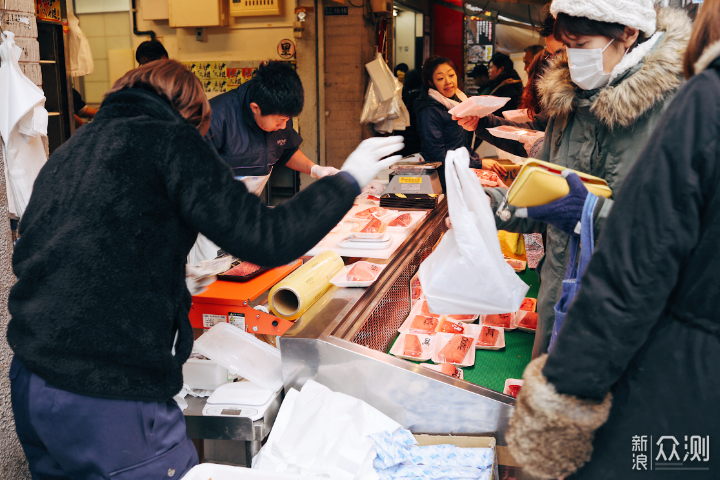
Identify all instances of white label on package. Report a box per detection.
[203,314,226,328]
[229,312,245,330]
[401,184,422,192]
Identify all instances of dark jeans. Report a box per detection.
[10,357,198,480]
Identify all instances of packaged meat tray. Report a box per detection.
[218,259,270,282]
[420,363,464,380]
[519,297,537,312]
[330,261,386,288]
[436,317,466,334]
[482,312,517,331]
[389,333,435,361]
[420,300,441,318]
[487,125,545,142]
[351,217,387,238]
[504,379,524,398]
[351,206,395,221]
[447,95,511,118]
[517,311,538,332]
[408,315,440,335]
[444,313,479,323]
[476,325,505,350]
[432,333,478,366]
[501,108,531,123]
[386,211,427,232]
[410,274,423,306]
[472,169,503,187]
[505,256,527,272]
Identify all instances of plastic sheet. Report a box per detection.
[361,53,410,134]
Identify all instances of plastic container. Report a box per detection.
[193,323,283,392]
[182,463,323,480]
[182,352,231,390]
[389,333,435,361]
[330,261,386,287]
[501,108,531,123]
[488,126,544,142]
[448,96,511,118]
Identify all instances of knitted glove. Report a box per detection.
[516,171,588,235]
[506,355,613,479]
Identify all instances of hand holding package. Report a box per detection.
[419,148,528,314]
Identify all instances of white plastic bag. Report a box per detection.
[360,53,409,133]
[418,148,528,314]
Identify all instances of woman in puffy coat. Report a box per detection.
[469,0,692,358]
[506,1,720,478]
[415,56,504,187]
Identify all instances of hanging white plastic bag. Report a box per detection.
[66,0,94,77]
[418,148,528,314]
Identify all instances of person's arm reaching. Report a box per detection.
[284,150,340,178]
[164,131,403,267]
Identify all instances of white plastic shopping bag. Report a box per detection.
[418,148,528,314]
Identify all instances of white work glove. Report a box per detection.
[340,136,404,188]
[185,264,216,296]
[310,165,340,179]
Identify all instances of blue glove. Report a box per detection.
[516,172,589,235]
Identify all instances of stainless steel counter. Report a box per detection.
[279,200,516,443]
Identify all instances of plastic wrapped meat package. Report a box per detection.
[432,332,479,366]
[408,315,439,335]
[436,317,465,334]
[445,313,478,322]
[389,333,434,361]
[519,297,537,312]
[352,217,387,236]
[420,363,464,380]
[330,261,386,288]
[476,325,505,350]
[353,206,390,220]
[504,378,524,398]
[482,312,517,330]
[388,213,413,227]
[517,311,538,332]
[447,95,511,118]
[420,300,441,318]
[471,169,506,188]
[487,125,545,142]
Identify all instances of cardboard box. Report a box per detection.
[414,435,499,479]
[495,159,522,187]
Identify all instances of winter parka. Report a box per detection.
[486,7,692,357]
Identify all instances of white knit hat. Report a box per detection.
[550,0,657,37]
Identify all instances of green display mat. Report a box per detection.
[387,269,539,393]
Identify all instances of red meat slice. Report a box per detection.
[519,298,537,312]
[223,262,262,277]
[355,207,388,219]
[359,217,386,234]
[484,313,513,329]
[507,384,522,397]
[403,334,423,358]
[409,315,439,334]
[437,335,473,363]
[346,262,382,282]
[478,326,499,346]
[437,318,465,334]
[411,277,422,300]
[447,314,476,322]
[420,302,440,318]
[440,363,462,378]
[518,312,538,330]
[389,213,413,227]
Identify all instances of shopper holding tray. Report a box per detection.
[507,1,720,477]
[7,59,402,479]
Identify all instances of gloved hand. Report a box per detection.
[310,164,340,179]
[515,172,589,235]
[185,264,216,296]
[340,136,404,188]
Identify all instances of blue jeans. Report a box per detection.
[10,358,198,480]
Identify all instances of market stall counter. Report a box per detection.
[279,197,534,453]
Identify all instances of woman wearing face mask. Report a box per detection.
[415,56,505,187]
[483,0,691,359]
[505,0,720,477]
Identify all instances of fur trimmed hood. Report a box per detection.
[695,40,720,75]
[538,7,691,130]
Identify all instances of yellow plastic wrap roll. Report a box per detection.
[269,251,344,321]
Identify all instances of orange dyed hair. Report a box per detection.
[106,59,211,135]
[684,0,720,78]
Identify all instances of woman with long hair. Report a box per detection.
[506,1,720,477]
[6,59,402,478]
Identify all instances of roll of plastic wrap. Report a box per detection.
[269,251,344,321]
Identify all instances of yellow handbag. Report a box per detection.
[506,159,612,208]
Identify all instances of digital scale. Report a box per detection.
[380,161,443,209]
[202,382,278,421]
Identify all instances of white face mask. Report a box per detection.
[567,39,615,91]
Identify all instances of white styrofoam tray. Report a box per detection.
[330,261,386,287]
[431,331,480,367]
[481,312,518,331]
[475,325,505,350]
[488,126,544,142]
[448,96,511,118]
[389,333,436,361]
[504,378,524,397]
[420,363,464,380]
[386,211,427,232]
[501,108,531,123]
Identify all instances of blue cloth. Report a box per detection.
[548,194,599,352]
[526,172,589,235]
[10,358,198,480]
[206,81,303,177]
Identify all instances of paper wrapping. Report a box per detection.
[269,251,344,321]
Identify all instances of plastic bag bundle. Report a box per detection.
[361,53,410,133]
[418,148,529,314]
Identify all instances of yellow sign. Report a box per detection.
[399,177,422,184]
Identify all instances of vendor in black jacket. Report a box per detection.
[206,62,335,196]
[7,59,402,479]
